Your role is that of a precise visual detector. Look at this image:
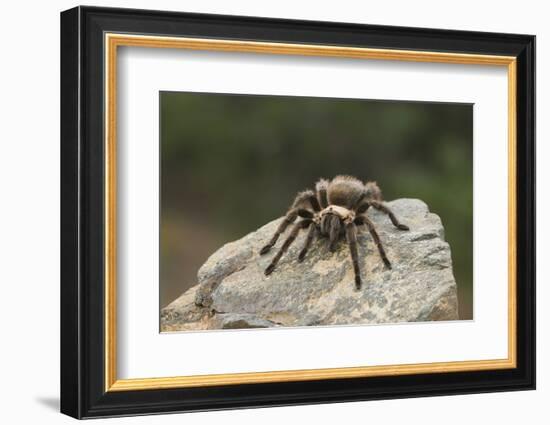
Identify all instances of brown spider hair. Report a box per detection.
[259,175,409,289]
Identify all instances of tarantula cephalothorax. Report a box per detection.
[259,175,410,290]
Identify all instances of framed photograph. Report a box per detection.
[60,6,535,419]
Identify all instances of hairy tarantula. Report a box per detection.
[259,175,410,289]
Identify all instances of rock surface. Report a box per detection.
[161,199,459,331]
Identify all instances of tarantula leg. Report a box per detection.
[315,179,330,208]
[328,215,342,252]
[260,191,320,255]
[265,220,311,276]
[307,194,321,212]
[364,181,382,201]
[369,200,409,230]
[355,215,392,269]
[352,192,367,210]
[355,201,370,215]
[259,212,298,255]
[345,222,363,290]
[297,209,314,219]
[298,223,317,262]
[294,189,321,212]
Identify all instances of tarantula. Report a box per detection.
[259,175,410,290]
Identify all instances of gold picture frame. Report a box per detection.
[104,34,517,392]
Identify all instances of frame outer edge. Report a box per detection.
[60,6,83,419]
[520,36,536,389]
[530,36,536,389]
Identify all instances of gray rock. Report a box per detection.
[212,313,280,329]
[161,199,459,332]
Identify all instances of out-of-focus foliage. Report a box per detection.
[161,92,473,319]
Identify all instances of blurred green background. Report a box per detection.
[160,92,473,320]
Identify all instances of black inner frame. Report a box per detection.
[60,6,535,419]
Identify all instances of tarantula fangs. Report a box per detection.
[259,175,410,290]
